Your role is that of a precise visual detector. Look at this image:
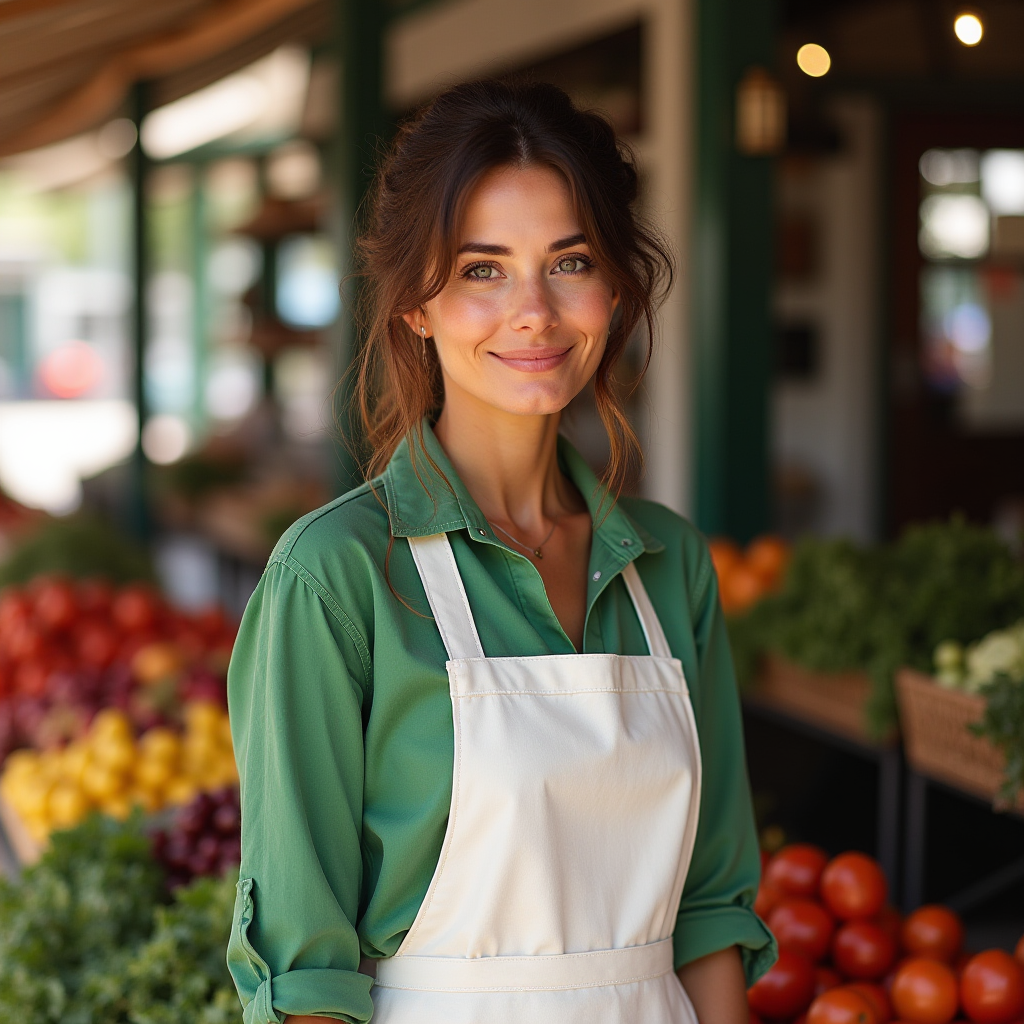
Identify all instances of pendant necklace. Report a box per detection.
[488,519,557,560]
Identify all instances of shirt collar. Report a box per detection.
[380,420,664,556]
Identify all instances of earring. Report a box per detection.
[419,325,429,369]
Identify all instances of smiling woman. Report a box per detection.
[226,78,775,1024]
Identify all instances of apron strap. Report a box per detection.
[407,533,486,660]
[621,561,673,658]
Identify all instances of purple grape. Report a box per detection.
[189,850,218,876]
[212,802,239,835]
[164,834,191,870]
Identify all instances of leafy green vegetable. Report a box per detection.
[0,516,154,588]
[728,517,1024,739]
[971,673,1024,805]
[0,814,240,1024]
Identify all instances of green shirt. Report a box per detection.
[226,424,776,1024]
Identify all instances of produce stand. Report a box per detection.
[896,669,1024,911]
[743,655,902,892]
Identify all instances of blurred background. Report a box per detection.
[0,0,1022,985]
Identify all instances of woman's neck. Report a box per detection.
[433,392,584,533]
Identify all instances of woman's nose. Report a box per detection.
[508,277,559,333]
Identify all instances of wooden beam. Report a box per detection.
[0,0,319,157]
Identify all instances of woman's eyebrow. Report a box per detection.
[456,233,587,256]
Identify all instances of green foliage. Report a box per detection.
[0,516,154,588]
[728,518,1024,739]
[971,673,1024,805]
[0,814,240,1024]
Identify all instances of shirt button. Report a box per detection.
[621,538,632,546]
[592,571,602,581]
[477,528,486,536]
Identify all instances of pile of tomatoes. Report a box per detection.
[750,844,1024,1024]
[708,535,790,616]
[0,577,236,761]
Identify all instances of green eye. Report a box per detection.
[470,265,494,279]
[558,257,583,273]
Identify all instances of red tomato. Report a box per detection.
[821,853,889,921]
[834,921,899,980]
[748,948,818,1020]
[32,578,78,631]
[770,899,837,962]
[847,982,894,1023]
[877,907,905,949]
[960,950,1024,1024]
[74,619,119,669]
[0,590,30,632]
[77,579,113,614]
[112,585,160,633]
[818,967,845,996]
[808,987,879,1024]
[766,844,830,899]
[902,907,964,965]
[750,1009,764,1024]
[891,958,959,1024]
[1013,935,1023,970]
[13,658,48,697]
[756,881,786,919]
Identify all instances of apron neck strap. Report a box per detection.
[408,533,672,661]
[407,533,486,660]
[620,561,673,658]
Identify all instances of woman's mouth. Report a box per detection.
[490,346,572,373]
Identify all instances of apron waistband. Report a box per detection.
[373,937,674,993]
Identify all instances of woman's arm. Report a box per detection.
[677,945,748,1024]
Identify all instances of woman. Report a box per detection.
[227,79,775,1024]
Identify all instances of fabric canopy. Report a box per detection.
[0,0,331,158]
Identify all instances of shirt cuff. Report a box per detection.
[673,905,779,986]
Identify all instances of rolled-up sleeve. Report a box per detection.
[673,548,778,986]
[227,557,375,1023]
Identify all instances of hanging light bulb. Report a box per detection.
[954,12,983,45]
[735,68,787,156]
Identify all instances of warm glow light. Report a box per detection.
[38,341,103,398]
[796,43,831,77]
[954,12,983,45]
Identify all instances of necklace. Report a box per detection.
[488,518,557,560]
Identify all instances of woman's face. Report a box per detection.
[407,164,619,418]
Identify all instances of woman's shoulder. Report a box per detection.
[267,477,392,584]
[617,496,715,605]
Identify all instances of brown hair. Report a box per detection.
[353,77,673,499]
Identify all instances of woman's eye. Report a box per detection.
[468,265,496,279]
[556,257,588,274]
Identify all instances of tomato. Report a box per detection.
[821,853,888,921]
[0,590,30,632]
[32,578,78,631]
[901,907,964,964]
[891,957,959,1024]
[78,578,113,614]
[74,619,120,669]
[112,585,160,633]
[766,844,830,899]
[834,921,899,980]
[756,881,786,918]
[5,620,44,661]
[847,982,894,1023]
[960,950,1024,1024]
[818,967,845,996]
[13,658,48,697]
[770,898,836,962]
[748,948,817,1020]
[808,987,879,1024]
[877,907,905,949]
[749,1009,764,1024]
[1014,935,1024,970]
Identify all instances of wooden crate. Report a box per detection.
[750,654,881,745]
[896,668,1021,809]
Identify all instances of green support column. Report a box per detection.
[692,0,776,542]
[332,0,391,493]
[128,82,151,538]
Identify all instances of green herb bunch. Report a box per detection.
[0,814,239,1024]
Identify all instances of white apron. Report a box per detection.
[371,532,703,1024]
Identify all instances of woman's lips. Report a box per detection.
[490,346,572,372]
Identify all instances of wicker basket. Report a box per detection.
[750,654,880,745]
[896,668,1021,809]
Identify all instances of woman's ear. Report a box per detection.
[401,309,429,337]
